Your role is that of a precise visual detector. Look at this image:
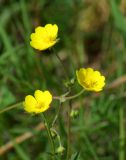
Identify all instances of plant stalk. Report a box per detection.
[119,106,125,160]
[42,113,55,160]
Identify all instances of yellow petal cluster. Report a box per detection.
[30,24,58,51]
[23,90,52,114]
[76,68,105,92]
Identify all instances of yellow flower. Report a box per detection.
[30,24,58,51]
[23,90,52,114]
[76,68,105,92]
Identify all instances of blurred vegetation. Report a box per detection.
[0,0,126,160]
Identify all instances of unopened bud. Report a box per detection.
[50,128,57,138]
[70,109,79,118]
[70,78,75,84]
[56,146,65,154]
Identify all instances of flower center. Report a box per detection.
[84,80,98,88]
[36,102,44,109]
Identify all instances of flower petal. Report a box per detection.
[24,95,37,113]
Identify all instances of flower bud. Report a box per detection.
[70,109,79,118]
[50,128,57,138]
[56,146,65,154]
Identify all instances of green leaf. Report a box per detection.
[0,85,15,108]
[110,0,126,41]
[70,151,80,160]
[13,140,30,160]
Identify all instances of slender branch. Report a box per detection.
[119,106,125,160]
[61,88,71,97]
[42,113,55,160]
[65,89,85,100]
[50,128,62,147]
[52,48,69,81]
[53,89,85,101]
[51,102,62,127]
[66,100,72,160]
[0,102,22,114]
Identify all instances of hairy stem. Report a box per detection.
[0,102,22,114]
[66,101,72,160]
[42,113,55,160]
[52,48,69,81]
[53,89,85,101]
[52,102,62,127]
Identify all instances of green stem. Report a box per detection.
[52,102,62,127]
[61,88,71,97]
[0,102,22,114]
[53,89,85,101]
[65,89,85,101]
[66,101,72,160]
[50,128,62,147]
[83,133,99,160]
[119,106,125,160]
[42,113,55,160]
[52,48,69,81]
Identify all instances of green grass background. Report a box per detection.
[0,0,126,159]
